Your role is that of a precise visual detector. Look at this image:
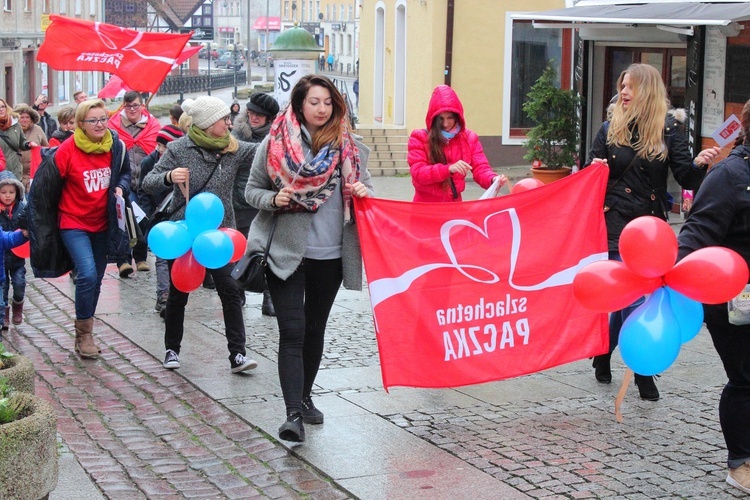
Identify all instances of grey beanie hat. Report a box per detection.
[182,96,230,129]
[246,92,280,118]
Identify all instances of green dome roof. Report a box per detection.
[270,26,323,52]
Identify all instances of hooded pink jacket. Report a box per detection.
[408,85,496,202]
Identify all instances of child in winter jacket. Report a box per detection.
[0,170,29,339]
[408,85,507,202]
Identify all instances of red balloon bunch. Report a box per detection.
[574,216,748,310]
[573,216,749,375]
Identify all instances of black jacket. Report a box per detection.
[136,150,167,217]
[678,144,750,268]
[584,116,705,251]
[27,132,131,278]
[33,107,58,140]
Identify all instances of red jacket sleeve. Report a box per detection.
[408,129,450,187]
[466,130,496,189]
[0,147,5,172]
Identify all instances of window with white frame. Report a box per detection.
[75,0,81,15]
[325,4,330,20]
[89,0,95,15]
[332,3,336,21]
[4,0,11,12]
[504,17,568,139]
[24,0,30,12]
[340,5,344,20]
[59,0,66,14]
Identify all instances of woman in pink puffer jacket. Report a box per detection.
[408,85,506,202]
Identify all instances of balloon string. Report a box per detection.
[178,175,189,205]
[614,367,633,423]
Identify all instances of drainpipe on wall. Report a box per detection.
[444,0,454,86]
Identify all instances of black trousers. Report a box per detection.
[704,303,750,469]
[267,258,342,415]
[164,260,247,361]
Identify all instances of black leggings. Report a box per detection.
[267,258,343,415]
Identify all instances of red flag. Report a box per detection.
[37,15,192,93]
[97,75,131,99]
[175,45,201,67]
[354,163,611,390]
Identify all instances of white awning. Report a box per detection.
[515,2,750,31]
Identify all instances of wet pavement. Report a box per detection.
[3,177,746,499]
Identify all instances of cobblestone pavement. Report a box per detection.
[6,276,350,499]
[3,176,746,499]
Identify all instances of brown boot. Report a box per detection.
[1,306,8,331]
[11,300,23,325]
[74,318,100,358]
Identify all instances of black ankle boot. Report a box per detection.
[634,374,660,401]
[279,412,305,442]
[592,354,612,384]
[261,290,275,316]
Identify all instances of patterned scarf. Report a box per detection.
[266,106,360,221]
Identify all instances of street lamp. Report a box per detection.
[229,42,244,99]
[206,41,218,96]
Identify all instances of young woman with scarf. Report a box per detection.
[0,99,39,182]
[141,95,258,375]
[28,98,131,358]
[245,75,374,443]
[408,85,506,202]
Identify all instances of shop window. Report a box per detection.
[504,19,570,140]
[3,0,10,12]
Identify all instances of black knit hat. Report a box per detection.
[246,92,279,118]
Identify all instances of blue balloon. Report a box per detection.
[147,221,193,260]
[185,193,224,238]
[665,286,704,344]
[619,287,682,376]
[191,230,233,269]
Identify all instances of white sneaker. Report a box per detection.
[163,349,180,369]
[230,353,258,373]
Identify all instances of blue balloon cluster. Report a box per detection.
[148,193,234,269]
[619,286,703,376]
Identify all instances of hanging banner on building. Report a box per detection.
[37,15,192,93]
[354,164,610,390]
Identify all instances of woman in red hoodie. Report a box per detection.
[408,85,506,202]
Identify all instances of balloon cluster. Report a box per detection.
[511,178,545,194]
[573,216,749,375]
[147,193,247,293]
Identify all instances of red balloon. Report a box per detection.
[573,260,663,312]
[11,241,30,259]
[511,178,545,194]
[618,216,677,278]
[171,250,206,293]
[664,246,749,304]
[219,228,247,263]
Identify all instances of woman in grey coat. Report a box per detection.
[245,75,374,443]
[142,96,258,375]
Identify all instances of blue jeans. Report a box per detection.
[3,260,26,305]
[607,251,645,353]
[61,229,108,320]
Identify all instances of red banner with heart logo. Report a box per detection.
[38,15,193,94]
[354,163,611,390]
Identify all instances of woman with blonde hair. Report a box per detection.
[245,74,374,442]
[583,63,721,399]
[28,98,130,358]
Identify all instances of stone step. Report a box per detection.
[356,126,408,137]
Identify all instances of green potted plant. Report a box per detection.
[522,64,581,184]
[0,375,59,499]
[0,343,35,395]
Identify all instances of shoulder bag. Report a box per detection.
[231,215,277,293]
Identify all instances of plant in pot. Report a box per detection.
[0,375,59,499]
[0,343,35,394]
[522,64,581,184]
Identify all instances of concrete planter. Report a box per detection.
[0,354,35,394]
[0,392,59,499]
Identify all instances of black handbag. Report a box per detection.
[231,215,277,293]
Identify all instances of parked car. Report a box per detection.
[199,48,222,59]
[214,52,244,70]
[256,52,274,67]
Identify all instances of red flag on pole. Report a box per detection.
[37,15,192,93]
[354,163,611,390]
